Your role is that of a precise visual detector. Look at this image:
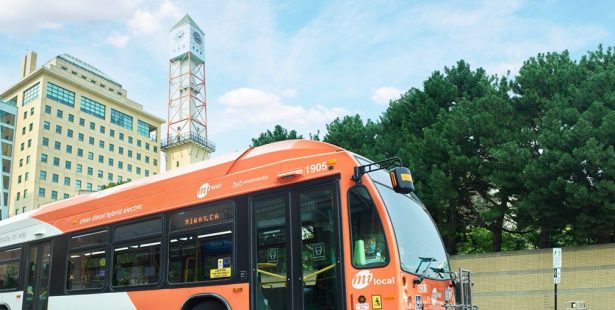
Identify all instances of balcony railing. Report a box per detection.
[161,132,215,152]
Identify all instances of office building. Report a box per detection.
[0,100,16,219]
[0,51,164,216]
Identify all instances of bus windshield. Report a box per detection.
[369,171,451,280]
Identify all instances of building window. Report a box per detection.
[108,158,113,166]
[66,145,72,154]
[154,146,158,153]
[127,150,132,158]
[27,139,32,148]
[19,158,23,166]
[89,137,94,145]
[137,120,156,139]
[79,118,85,126]
[80,97,106,119]
[100,125,105,134]
[45,105,51,114]
[78,133,84,142]
[46,82,75,107]
[77,164,82,173]
[68,114,74,122]
[23,189,28,198]
[54,141,61,150]
[17,175,21,183]
[118,147,123,155]
[99,140,104,148]
[40,171,47,180]
[22,83,40,106]
[128,136,133,144]
[16,192,20,201]
[20,143,24,151]
[26,155,31,164]
[107,173,113,181]
[127,164,132,172]
[39,188,46,197]
[136,140,141,147]
[67,129,73,138]
[136,167,141,175]
[76,180,81,189]
[41,154,48,163]
[30,107,34,115]
[42,137,49,146]
[90,122,95,130]
[55,125,62,134]
[64,177,71,186]
[86,183,92,191]
[110,129,115,138]
[53,157,60,166]
[56,109,64,119]
[136,153,141,161]
[64,193,69,199]
[145,156,149,164]
[87,167,93,176]
[21,127,25,135]
[29,123,33,132]
[25,172,29,181]
[109,144,114,152]
[51,191,58,200]
[118,161,123,169]
[77,148,83,157]
[111,109,133,130]
[88,152,94,160]
[43,121,50,130]
[97,170,103,178]
[98,155,104,163]
[153,159,157,167]
[65,161,72,170]
[119,133,124,141]
[52,174,59,183]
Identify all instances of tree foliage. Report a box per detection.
[249,46,615,254]
[250,125,303,147]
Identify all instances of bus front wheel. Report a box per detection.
[190,300,228,310]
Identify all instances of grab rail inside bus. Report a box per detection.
[303,263,336,281]
[257,269,286,280]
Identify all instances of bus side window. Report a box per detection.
[67,230,108,291]
[348,186,389,268]
[0,247,21,290]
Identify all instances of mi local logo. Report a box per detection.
[196,182,222,199]
[351,270,395,290]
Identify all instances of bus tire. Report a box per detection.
[191,301,227,310]
[183,297,229,310]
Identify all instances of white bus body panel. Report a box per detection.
[48,293,137,310]
[0,291,24,310]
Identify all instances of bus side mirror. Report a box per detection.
[389,167,414,194]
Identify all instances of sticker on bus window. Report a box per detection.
[313,242,325,260]
[355,303,369,310]
[211,267,231,279]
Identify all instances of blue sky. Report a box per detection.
[0,0,613,157]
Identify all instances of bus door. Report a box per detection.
[252,183,342,310]
[23,241,52,310]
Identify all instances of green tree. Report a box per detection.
[323,114,379,159]
[251,125,304,147]
[514,47,615,246]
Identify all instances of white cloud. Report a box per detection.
[211,88,347,134]
[372,87,402,105]
[105,33,130,48]
[0,0,145,33]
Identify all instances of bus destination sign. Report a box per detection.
[170,203,234,231]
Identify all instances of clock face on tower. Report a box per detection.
[192,31,202,45]
[175,30,184,42]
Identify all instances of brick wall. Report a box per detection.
[449,243,615,310]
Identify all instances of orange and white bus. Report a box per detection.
[0,140,466,310]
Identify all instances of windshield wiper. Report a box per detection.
[413,257,436,285]
[429,267,445,279]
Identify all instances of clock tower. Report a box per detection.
[162,14,215,170]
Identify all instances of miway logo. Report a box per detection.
[196,182,222,199]
[351,270,395,290]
